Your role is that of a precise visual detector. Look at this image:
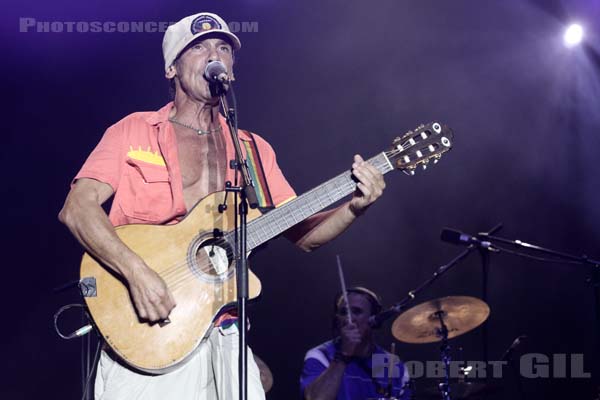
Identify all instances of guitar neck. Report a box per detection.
[241,152,394,250]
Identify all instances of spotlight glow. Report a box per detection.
[564,23,584,47]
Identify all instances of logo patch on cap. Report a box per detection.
[190,15,222,35]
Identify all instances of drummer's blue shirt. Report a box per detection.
[300,339,411,400]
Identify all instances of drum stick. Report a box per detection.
[336,254,353,325]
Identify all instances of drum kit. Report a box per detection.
[256,295,496,399]
[253,353,274,393]
[389,295,495,400]
[367,296,495,400]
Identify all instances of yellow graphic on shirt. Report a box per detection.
[127,146,166,167]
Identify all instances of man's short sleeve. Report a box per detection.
[73,123,125,192]
[300,346,329,398]
[300,356,328,398]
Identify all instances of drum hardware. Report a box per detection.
[419,381,498,400]
[392,296,490,400]
[365,224,498,400]
[252,353,274,393]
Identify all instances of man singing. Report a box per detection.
[60,12,385,399]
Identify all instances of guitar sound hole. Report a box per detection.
[189,237,234,282]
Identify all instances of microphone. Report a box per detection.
[368,306,402,328]
[368,312,385,328]
[501,334,527,361]
[440,228,496,250]
[204,60,229,84]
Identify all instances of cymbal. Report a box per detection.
[253,353,274,393]
[391,296,489,344]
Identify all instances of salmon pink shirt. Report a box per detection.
[74,102,296,226]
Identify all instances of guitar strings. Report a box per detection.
[159,172,366,287]
[160,181,359,291]
[154,142,431,291]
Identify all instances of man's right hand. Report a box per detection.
[127,264,177,322]
[339,322,362,357]
[59,178,177,323]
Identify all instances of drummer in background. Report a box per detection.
[300,287,411,400]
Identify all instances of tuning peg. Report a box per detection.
[421,163,428,170]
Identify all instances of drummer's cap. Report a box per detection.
[162,12,241,73]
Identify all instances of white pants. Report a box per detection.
[94,324,265,400]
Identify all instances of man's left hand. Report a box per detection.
[349,154,386,216]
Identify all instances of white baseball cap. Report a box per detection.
[162,12,241,73]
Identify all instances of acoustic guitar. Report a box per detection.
[80,122,454,373]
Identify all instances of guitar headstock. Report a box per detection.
[386,122,453,175]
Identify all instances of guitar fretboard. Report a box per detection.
[227,152,394,250]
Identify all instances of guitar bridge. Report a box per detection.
[79,277,97,297]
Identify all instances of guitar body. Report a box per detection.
[79,121,454,374]
[80,191,263,373]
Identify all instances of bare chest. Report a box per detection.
[175,133,226,210]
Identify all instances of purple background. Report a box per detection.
[3,0,600,399]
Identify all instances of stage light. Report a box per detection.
[563,23,584,47]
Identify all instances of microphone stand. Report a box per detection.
[477,231,600,386]
[372,224,502,327]
[500,335,527,400]
[213,80,259,400]
[373,247,474,326]
[476,223,504,380]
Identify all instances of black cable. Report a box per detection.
[80,311,85,397]
[80,337,102,400]
[86,328,91,397]
[54,304,93,340]
[53,303,98,399]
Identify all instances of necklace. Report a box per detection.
[168,118,223,136]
